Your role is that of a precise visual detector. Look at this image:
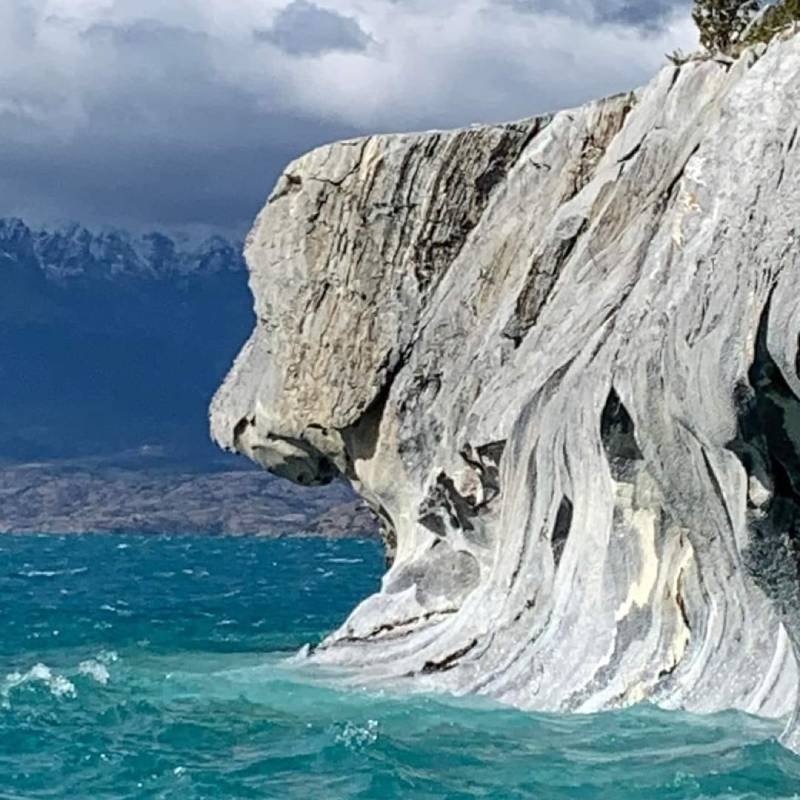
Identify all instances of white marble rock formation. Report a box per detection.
[211,36,800,749]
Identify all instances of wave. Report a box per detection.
[1,651,118,707]
[16,567,89,578]
[1,664,76,705]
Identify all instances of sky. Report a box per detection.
[0,0,697,236]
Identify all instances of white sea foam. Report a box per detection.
[79,660,111,685]
[18,567,88,578]
[100,604,132,616]
[97,650,119,665]
[334,720,379,750]
[2,663,77,706]
[1,651,118,707]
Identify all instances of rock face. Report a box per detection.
[212,37,800,749]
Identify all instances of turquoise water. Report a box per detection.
[1,534,799,799]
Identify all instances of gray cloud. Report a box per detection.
[82,18,205,48]
[0,1,696,234]
[603,0,692,29]
[255,1,373,56]
[0,9,358,233]
[501,0,691,31]
[0,105,356,236]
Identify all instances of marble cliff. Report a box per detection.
[211,36,800,748]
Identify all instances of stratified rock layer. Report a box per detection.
[212,37,800,748]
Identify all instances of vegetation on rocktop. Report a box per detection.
[745,0,800,44]
[693,0,759,53]
[690,0,800,54]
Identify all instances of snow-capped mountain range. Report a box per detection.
[0,217,245,282]
[0,217,252,465]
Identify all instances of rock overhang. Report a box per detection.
[211,37,800,751]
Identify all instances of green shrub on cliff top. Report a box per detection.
[692,0,800,54]
[693,0,760,53]
[744,0,800,44]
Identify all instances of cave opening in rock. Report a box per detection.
[601,387,644,481]
[728,303,800,628]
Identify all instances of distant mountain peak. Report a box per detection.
[0,217,246,282]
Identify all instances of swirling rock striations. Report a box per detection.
[211,37,800,749]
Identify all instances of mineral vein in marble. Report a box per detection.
[211,37,800,750]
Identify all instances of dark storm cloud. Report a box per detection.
[500,0,691,31]
[0,107,357,235]
[254,0,373,56]
[0,10,358,233]
[0,1,695,233]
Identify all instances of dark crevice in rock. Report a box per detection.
[552,495,574,569]
[511,597,537,624]
[667,65,681,94]
[700,447,737,536]
[232,415,254,445]
[421,638,479,674]
[477,440,507,467]
[564,96,636,201]
[418,509,447,537]
[506,457,538,593]
[795,332,800,380]
[397,371,443,422]
[659,143,701,211]
[475,117,549,201]
[658,663,678,679]
[342,348,409,470]
[338,608,458,644]
[728,300,800,623]
[419,472,478,534]
[262,433,339,486]
[412,122,545,293]
[339,351,411,566]
[676,570,692,633]
[475,136,524,199]
[601,388,644,480]
[617,135,646,166]
[418,442,507,541]
[502,218,589,349]
[309,281,331,314]
[269,172,303,203]
[306,143,367,189]
[373,503,398,568]
[460,440,506,509]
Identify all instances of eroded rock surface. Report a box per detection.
[212,37,800,749]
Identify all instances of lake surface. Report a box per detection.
[1,533,799,799]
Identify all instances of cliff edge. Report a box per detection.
[211,36,800,749]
